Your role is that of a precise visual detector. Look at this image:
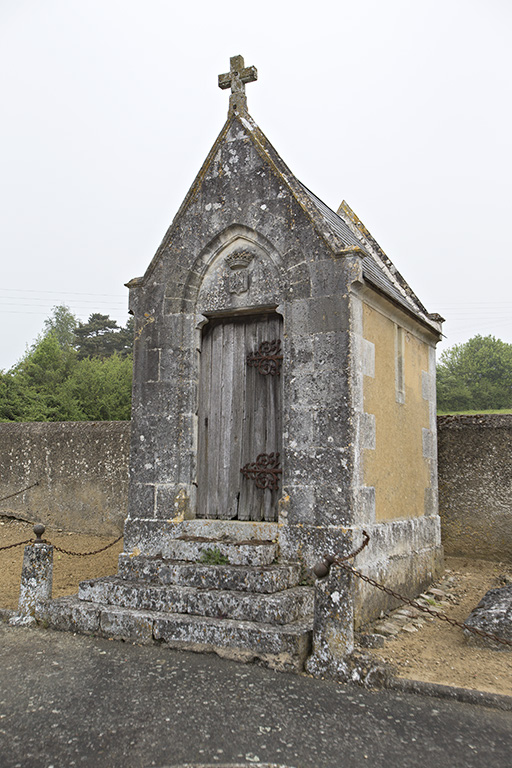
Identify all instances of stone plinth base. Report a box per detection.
[16,543,53,619]
[305,565,354,679]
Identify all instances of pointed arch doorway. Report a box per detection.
[197,312,283,522]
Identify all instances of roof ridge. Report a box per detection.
[235,113,351,254]
[337,200,429,315]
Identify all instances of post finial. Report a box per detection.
[218,55,257,115]
[33,524,45,544]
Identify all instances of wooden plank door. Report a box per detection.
[197,313,282,521]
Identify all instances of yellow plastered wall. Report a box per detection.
[363,303,430,521]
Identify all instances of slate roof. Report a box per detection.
[239,112,438,329]
[299,183,431,320]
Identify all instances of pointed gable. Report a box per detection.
[128,89,439,338]
[130,112,354,290]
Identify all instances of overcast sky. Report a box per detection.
[1,0,511,371]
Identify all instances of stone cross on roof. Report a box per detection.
[218,55,257,115]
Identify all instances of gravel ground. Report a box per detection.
[359,556,512,697]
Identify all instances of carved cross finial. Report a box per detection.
[218,55,257,115]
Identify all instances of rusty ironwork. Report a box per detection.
[0,538,33,552]
[50,534,124,557]
[313,530,370,578]
[0,529,123,556]
[314,533,512,649]
[241,453,282,491]
[247,339,283,376]
[341,561,512,649]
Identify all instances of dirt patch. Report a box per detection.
[0,518,123,609]
[1,520,511,697]
[360,557,512,697]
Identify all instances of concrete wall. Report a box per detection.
[0,422,130,536]
[437,414,512,562]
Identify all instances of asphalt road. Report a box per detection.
[0,624,510,768]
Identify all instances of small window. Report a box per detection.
[395,325,405,403]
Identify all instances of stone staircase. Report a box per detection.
[45,526,314,672]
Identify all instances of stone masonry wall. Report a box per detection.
[1,416,511,560]
[0,422,130,536]
[438,414,512,562]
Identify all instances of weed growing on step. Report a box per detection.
[199,547,229,565]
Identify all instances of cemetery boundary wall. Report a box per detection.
[437,414,512,562]
[0,417,511,561]
[0,422,129,537]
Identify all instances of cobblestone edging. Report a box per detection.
[356,570,462,647]
[356,566,512,648]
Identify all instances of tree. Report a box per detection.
[74,313,133,359]
[112,314,134,358]
[9,333,81,421]
[0,309,134,422]
[74,313,121,359]
[62,354,133,421]
[0,371,35,421]
[437,335,512,411]
[43,305,78,349]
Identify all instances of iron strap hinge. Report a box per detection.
[246,339,283,376]
[240,453,282,491]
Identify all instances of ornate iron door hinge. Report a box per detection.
[240,453,282,491]
[246,339,283,375]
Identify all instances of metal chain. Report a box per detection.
[0,539,33,552]
[0,533,123,556]
[335,560,512,649]
[0,481,40,504]
[315,533,512,648]
[337,530,370,562]
[50,534,124,557]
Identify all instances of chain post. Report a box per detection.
[313,533,512,650]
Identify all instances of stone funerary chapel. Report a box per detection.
[48,56,444,672]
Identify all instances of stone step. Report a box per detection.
[144,536,278,566]
[153,613,312,672]
[168,519,279,542]
[124,518,278,547]
[78,576,314,625]
[118,555,301,593]
[44,596,313,672]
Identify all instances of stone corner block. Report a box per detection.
[358,486,376,525]
[362,339,375,378]
[361,412,376,451]
[422,428,435,459]
[422,369,432,400]
[424,486,438,516]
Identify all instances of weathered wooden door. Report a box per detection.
[197,313,283,521]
